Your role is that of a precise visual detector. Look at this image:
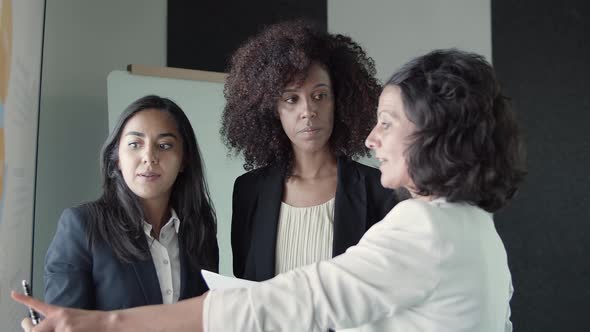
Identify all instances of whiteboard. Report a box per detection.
[107,70,244,276]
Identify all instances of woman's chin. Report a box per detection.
[379,177,395,190]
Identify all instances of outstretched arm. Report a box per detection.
[205,200,440,331]
[12,291,206,332]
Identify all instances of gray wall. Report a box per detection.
[328,0,491,169]
[328,0,491,82]
[32,0,166,297]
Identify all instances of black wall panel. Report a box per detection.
[492,1,590,330]
[167,0,327,72]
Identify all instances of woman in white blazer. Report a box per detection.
[15,49,526,332]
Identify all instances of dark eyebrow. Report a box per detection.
[124,131,178,139]
[282,83,331,94]
[313,83,330,89]
[124,131,145,137]
[157,133,178,139]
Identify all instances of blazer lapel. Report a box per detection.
[333,158,367,256]
[130,242,163,305]
[251,167,284,281]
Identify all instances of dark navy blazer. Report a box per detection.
[44,205,216,310]
[231,157,400,281]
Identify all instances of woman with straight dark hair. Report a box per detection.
[42,95,218,310]
[15,49,526,332]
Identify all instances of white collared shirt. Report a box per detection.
[143,209,181,304]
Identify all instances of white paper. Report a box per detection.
[201,270,258,290]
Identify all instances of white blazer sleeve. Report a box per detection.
[204,200,442,332]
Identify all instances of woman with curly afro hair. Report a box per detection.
[221,20,400,282]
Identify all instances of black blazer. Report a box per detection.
[231,157,400,281]
[44,205,216,310]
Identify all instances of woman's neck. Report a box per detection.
[412,194,434,201]
[141,198,171,239]
[405,184,434,201]
[408,190,434,202]
[291,148,337,180]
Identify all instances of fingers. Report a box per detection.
[11,291,51,316]
[21,318,33,332]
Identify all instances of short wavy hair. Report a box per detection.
[389,49,526,212]
[220,20,380,173]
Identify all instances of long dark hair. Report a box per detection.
[86,95,218,271]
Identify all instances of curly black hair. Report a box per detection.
[389,49,527,212]
[220,20,381,173]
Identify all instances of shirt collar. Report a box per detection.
[142,208,181,236]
